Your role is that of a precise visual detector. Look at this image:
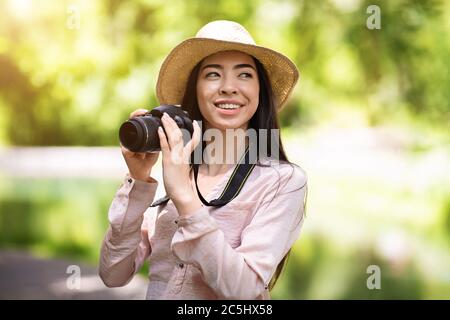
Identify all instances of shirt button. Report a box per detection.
[128,178,133,183]
[174,219,179,224]
[178,263,184,268]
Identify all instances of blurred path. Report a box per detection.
[0,250,148,300]
[0,147,132,178]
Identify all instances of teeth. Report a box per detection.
[216,103,241,109]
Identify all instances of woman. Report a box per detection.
[99,20,307,300]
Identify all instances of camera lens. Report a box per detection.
[119,115,161,152]
[119,121,143,151]
[119,105,193,153]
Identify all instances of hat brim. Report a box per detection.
[156,38,299,111]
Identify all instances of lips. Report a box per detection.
[213,100,244,110]
[215,103,242,109]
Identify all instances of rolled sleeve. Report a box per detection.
[171,207,219,264]
[99,173,158,287]
[108,173,158,236]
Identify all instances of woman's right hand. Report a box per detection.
[121,109,159,182]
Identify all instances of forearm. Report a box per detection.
[108,175,157,235]
[99,174,157,286]
[99,227,142,287]
[172,192,203,218]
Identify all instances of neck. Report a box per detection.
[202,125,249,176]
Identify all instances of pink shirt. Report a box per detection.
[99,158,307,299]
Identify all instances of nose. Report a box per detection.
[219,76,238,95]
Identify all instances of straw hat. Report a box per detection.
[156,20,299,111]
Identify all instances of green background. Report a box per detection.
[0,0,449,299]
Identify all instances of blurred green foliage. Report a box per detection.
[0,178,113,261]
[0,0,449,299]
[0,0,449,146]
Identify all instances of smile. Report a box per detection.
[214,103,243,110]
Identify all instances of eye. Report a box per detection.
[239,72,253,79]
[205,71,220,78]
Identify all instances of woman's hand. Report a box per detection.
[158,112,202,216]
[121,109,159,182]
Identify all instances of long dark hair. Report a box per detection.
[181,54,307,291]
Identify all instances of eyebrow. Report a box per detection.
[201,63,256,71]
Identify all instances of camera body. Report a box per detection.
[119,105,193,153]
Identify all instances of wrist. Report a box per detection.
[173,192,203,217]
[130,172,157,183]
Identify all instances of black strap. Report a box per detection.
[149,194,170,207]
[150,145,256,208]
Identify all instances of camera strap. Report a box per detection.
[149,144,256,208]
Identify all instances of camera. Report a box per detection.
[119,105,194,153]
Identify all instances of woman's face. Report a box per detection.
[196,50,259,131]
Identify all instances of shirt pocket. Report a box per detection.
[210,200,257,248]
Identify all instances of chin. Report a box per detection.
[219,122,248,131]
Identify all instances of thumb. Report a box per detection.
[185,120,201,154]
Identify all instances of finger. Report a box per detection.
[129,108,148,118]
[184,120,201,155]
[163,113,183,135]
[120,143,134,156]
[121,143,146,159]
[161,113,183,148]
[157,126,171,160]
[161,115,185,165]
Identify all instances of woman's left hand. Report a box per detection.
[158,112,202,215]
